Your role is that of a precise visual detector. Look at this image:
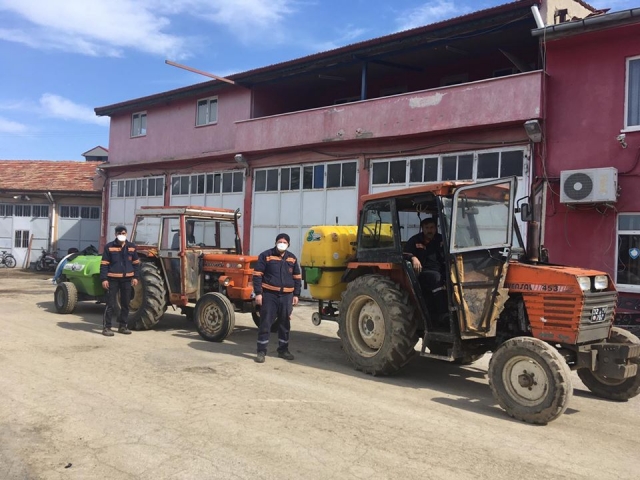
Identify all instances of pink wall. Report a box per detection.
[238,72,543,152]
[107,87,252,165]
[541,23,640,277]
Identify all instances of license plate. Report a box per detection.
[590,307,607,323]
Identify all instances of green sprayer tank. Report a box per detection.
[57,254,105,296]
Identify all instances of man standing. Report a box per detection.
[404,218,447,314]
[252,233,301,363]
[100,225,141,337]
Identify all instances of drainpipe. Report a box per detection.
[45,191,55,255]
[531,5,545,28]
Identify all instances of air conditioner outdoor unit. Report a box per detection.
[560,167,618,204]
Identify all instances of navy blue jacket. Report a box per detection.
[253,247,301,296]
[100,239,141,281]
[403,232,445,273]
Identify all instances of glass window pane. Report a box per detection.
[197,101,207,125]
[619,215,640,231]
[424,157,438,182]
[140,114,146,135]
[327,164,341,188]
[197,174,205,194]
[291,167,300,190]
[148,179,156,196]
[81,207,90,218]
[628,59,640,127]
[267,169,279,191]
[477,152,499,178]
[222,172,232,193]
[442,156,457,180]
[372,162,388,184]
[281,168,290,190]
[208,99,218,123]
[190,175,198,194]
[172,177,181,195]
[303,166,313,189]
[342,162,357,187]
[389,160,406,184]
[91,207,99,219]
[313,165,324,188]
[206,174,213,193]
[180,176,189,195]
[117,181,124,197]
[70,206,79,218]
[255,170,266,192]
[500,151,524,177]
[233,172,243,192]
[214,174,221,193]
[132,114,140,136]
[409,159,423,182]
[618,233,640,285]
[458,154,473,180]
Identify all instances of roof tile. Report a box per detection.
[0,161,100,193]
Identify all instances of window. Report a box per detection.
[196,97,218,126]
[111,177,163,197]
[281,167,300,191]
[131,112,147,137]
[60,206,80,218]
[326,162,357,188]
[80,207,100,219]
[32,205,49,218]
[14,205,31,217]
[617,214,640,289]
[303,165,325,189]
[0,204,13,216]
[14,230,29,248]
[173,172,242,195]
[373,149,525,186]
[626,57,640,130]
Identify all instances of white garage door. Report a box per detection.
[251,161,359,296]
[57,205,101,256]
[108,176,165,237]
[370,148,530,242]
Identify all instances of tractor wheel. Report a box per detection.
[54,282,78,314]
[577,327,640,401]
[338,274,417,376]
[251,303,280,332]
[126,262,167,330]
[488,337,573,424]
[194,292,235,342]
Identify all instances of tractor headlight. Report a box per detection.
[594,275,608,290]
[223,277,231,287]
[577,276,591,291]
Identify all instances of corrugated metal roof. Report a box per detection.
[95,0,539,116]
[0,161,100,193]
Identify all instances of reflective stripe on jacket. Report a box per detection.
[100,240,141,281]
[252,247,301,296]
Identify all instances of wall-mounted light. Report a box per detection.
[524,119,543,143]
[234,153,248,166]
[13,194,30,201]
[616,133,628,149]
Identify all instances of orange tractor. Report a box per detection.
[301,178,640,424]
[126,206,257,341]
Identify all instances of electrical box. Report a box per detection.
[560,167,618,204]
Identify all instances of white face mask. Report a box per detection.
[276,242,288,252]
[117,234,127,242]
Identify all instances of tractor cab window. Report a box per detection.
[359,201,395,250]
[132,216,161,246]
[445,181,513,251]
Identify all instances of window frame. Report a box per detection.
[196,96,218,127]
[624,55,640,132]
[616,213,640,293]
[131,111,147,137]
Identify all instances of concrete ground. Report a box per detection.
[0,268,639,480]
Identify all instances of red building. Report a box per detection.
[532,8,640,318]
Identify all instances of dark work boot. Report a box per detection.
[255,351,266,363]
[118,325,132,335]
[278,350,294,361]
[102,327,114,337]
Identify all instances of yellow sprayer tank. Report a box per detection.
[300,225,358,301]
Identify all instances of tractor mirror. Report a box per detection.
[520,203,532,222]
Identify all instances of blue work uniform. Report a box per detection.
[100,239,141,328]
[252,247,302,353]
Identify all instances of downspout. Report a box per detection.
[45,191,56,255]
[531,5,545,28]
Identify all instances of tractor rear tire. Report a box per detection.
[194,292,235,342]
[338,274,417,376]
[489,337,573,425]
[577,327,640,401]
[54,282,78,314]
[126,262,167,330]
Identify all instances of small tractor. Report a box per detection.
[300,178,640,424]
[54,206,258,342]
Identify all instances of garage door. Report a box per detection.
[251,160,359,296]
[108,176,165,235]
[57,205,101,256]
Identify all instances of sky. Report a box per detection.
[0,0,636,161]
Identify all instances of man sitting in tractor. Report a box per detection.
[403,217,448,318]
[171,220,197,250]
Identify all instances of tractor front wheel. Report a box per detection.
[488,337,573,424]
[338,274,417,376]
[194,292,235,342]
[54,282,78,314]
[577,327,640,401]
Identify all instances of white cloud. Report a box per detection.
[0,0,296,57]
[396,1,467,32]
[311,25,368,52]
[39,94,109,127]
[0,117,28,134]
